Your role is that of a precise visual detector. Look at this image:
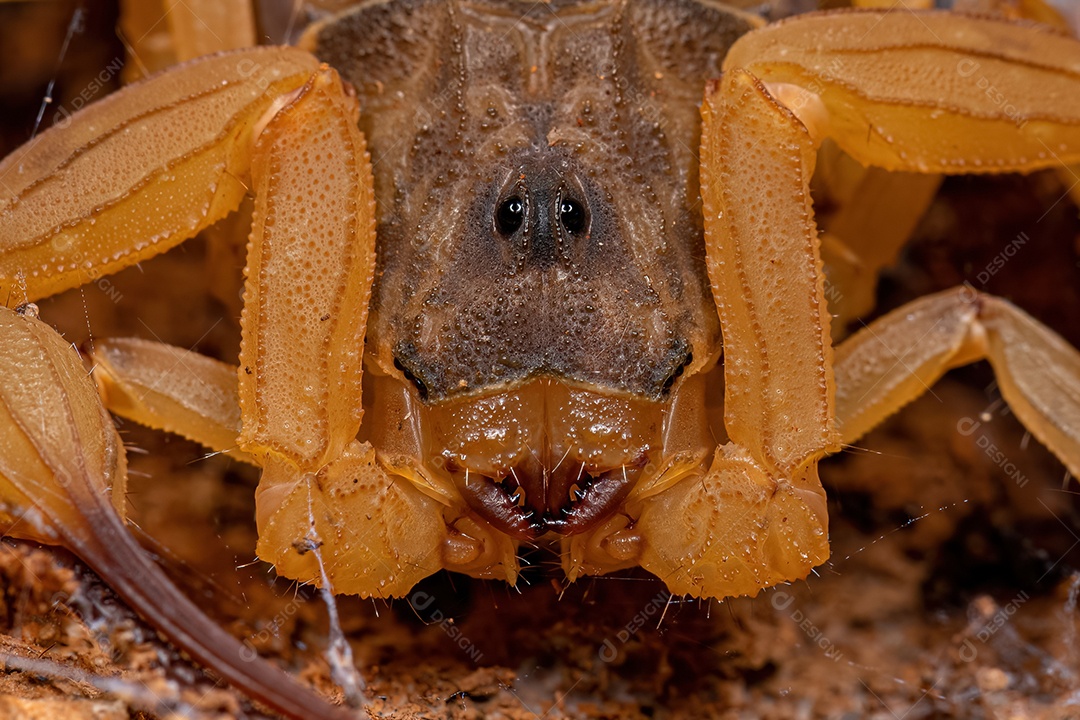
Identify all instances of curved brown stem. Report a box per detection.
[65,487,356,720]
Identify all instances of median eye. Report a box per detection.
[496,196,525,235]
[558,198,586,233]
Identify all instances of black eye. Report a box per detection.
[394,357,429,400]
[496,196,525,235]
[661,351,693,394]
[559,198,586,233]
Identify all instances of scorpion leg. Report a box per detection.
[637,9,1080,599]
[88,331,452,600]
[230,63,446,601]
[118,0,257,79]
[0,39,449,598]
[0,47,329,304]
[721,10,1080,175]
[77,65,449,599]
[90,337,252,462]
[725,10,1080,474]
[834,288,1080,476]
[0,307,352,720]
[634,68,840,599]
[819,166,942,334]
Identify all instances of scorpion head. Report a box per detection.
[316,0,743,581]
